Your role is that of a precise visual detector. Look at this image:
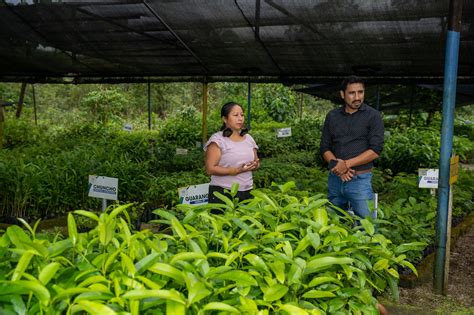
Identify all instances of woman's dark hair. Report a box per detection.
[220,101,248,137]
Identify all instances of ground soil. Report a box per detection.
[381,221,474,314]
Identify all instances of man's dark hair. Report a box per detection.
[340,75,365,92]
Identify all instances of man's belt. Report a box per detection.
[353,168,372,175]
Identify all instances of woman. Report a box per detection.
[204,101,260,204]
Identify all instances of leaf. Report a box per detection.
[373,259,389,271]
[148,263,185,284]
[302,290,336,299]
[38,262,61,285]
[278,303,310,315]
[120,252,136,276]
[399,260,418,276]
[123,289,185,304]
[73,210,99,222]
[66,213,78,247]
[12,251,35,281]
[167,299,186,315]
[263,284,288,302]
[202,302,240,313]
[294,235,311,256]
[268,261,286,284]
[251,190,278,210]
[313,207,328,227]
[187,281,211,305]
[308,276,342,287]
[232,218,257,239]
[107,203,132,222]
[240,295,259,313]
[171,217,188,241]
[212,191,234,208]
[170,252,207,265]
[135,252,161,275]
[304,257,354,275]
[47,239,73,258]
[6,225,31,249]
[75,300,116,315]
[214,270,257,286]
[360,219,375,236]
[10,280,50,306]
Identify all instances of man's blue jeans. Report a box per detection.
[328,171,376,219]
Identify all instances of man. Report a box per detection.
[320,75,384,219]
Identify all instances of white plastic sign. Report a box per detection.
[88,175,118,200]
[418,169,439,188]
[176,148,188,155]
[277,127,292,138]
[123,123,133,132]
[178,183,209,205]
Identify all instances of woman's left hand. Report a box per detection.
[243,159,260,171]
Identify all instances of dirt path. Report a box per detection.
[382,222,474,314]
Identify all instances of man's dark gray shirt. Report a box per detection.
[320,103,384,171]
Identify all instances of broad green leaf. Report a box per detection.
[245,254,270,274]
[263,284,288,302]
[39,262,61,285]
[188,281,211,305]
[104,248,121,273]
[268,261,286,284]
[207,252,228,260]
[10,280,50,306]
[212,191,234,208]
[230,183,239,197]
[251,190,278,210]
[135,252,161,275]
[170,252,206,265]
[360,219,375,236]
[214,270,257,286]
[78,275,108,288]
[302,290,336,299]
[294,235,311,256]
[373,259,389,271]
[12,251,35,281]
[395,242,427,254]
[387,268,399,278]
[74,291,114,302]
[17,218,35,238]
[232,218,257,239]
[399,260,418,276]
[53,287,91,302]
[167,299,186,315]
[276,223,298,233]
[308,276,342,287]
[123,289,185,304]
[73,210,99,222]
[225,252,240,266]
[202,302,240,313]
[149,263,185,284]
[171,217,188,240]
[313,207,328,227]
[278,303,310,315]
[304,257,353,275]
[68,213,78,246]
[240,295,259,313]
[47,239,73,258]
[6,226,31,249]
[75,300,116,315]
[308,230,321,250]
[107,203,132,222]
[120,252,136,276]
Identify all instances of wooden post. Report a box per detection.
[16,82,27,118]
[32,84,37,126]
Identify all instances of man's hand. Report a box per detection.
[339,169,355,182]
[331,159,349,176]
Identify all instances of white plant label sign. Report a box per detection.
[418,168,439,189]
[178,183,209,205]
[88,175,118,200]
[277,127,292,138]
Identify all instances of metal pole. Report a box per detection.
[148,80,152,130]
[434,0,463,295]
[247,82,252,130]
[202,82,208,146]
[32,84,37,126]
[102,198,107,212]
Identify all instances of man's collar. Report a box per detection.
[339,103,367,114]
